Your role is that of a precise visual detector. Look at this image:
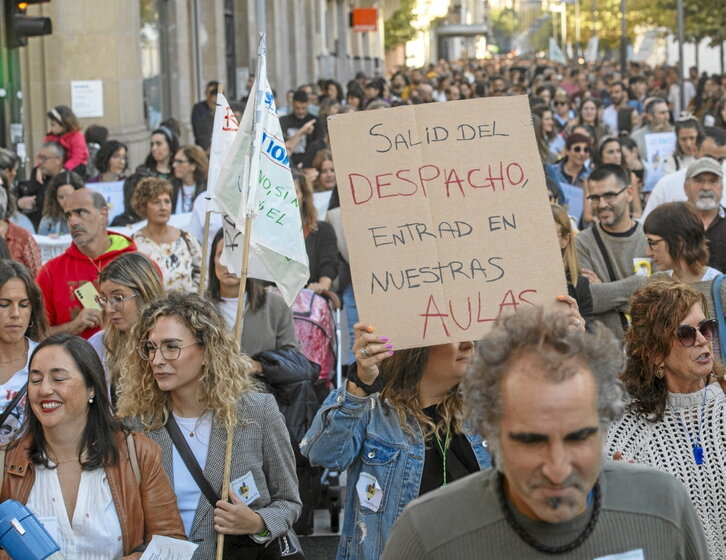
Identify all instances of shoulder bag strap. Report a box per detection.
[165,415,220,507]
[712,274,726,359]
[0,385,26,430]
[126,432,141,487]
[591,225,630,331]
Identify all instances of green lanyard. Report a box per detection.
[434,425,452,486]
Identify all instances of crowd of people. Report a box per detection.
[0,54,722,559]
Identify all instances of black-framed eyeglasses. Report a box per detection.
[646,238,665,249]
[571,145,591,154]
[95,293,138,310]
[586,185,628,204]
[137,340,200,361]
[675,319,718,347]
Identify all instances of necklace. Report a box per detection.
[671,384,707,465]
[0,339,29,364]
[48,448,87,465]
[496,473,601,554]
[173,411,209,438]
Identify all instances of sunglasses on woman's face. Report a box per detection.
[571,145,590,154]
[674,319,718,347]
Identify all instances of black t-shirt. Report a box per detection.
[419,404,480,496]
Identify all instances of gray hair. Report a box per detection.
[462,308,625,458]
[41,140,66,161]
[88,190,108,211]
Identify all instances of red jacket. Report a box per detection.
[44,130,89,171]
[36,232,137,339]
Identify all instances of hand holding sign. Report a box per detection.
[329,96,567,349]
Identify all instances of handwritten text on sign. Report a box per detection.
[329,96,567,349]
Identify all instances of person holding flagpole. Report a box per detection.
[117,291,301,559]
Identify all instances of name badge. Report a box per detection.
[356,472,383,512]
[594,549,645,560]
[231,471,261,506]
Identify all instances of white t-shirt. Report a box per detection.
[176,184,197,214]
[0,338,38,446]
[171,411,213,536]
[642,160,726,221]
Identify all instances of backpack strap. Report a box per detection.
[126,432,141,487]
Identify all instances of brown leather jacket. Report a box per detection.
[0,431,186,559]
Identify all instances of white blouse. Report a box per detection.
[27,466,124,560]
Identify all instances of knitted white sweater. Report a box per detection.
[607,383,726,559]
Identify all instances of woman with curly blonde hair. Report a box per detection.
[608,280,726,557]
[301,322,492,560]
[116,291,300,559]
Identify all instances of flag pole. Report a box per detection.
[216,31,267,560]
[199,83,225,297]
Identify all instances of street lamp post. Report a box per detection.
[676,0,685,112]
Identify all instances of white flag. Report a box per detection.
[206,92,239,213]
[213,41,309,305]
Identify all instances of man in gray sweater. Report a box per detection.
[381,310,708,560]
[576,164,648,340]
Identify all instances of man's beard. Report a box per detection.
[695,193,719,211]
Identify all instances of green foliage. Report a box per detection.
[384,0,419,51]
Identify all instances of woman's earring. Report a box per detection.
[88,396,94,404]
[655,366,664,379]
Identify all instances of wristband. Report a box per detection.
[347,362,384,395]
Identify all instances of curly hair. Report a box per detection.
[643,202,709,278]
[462,308,625,461]
[367,344,466,440]
[623,280,723,421]
[115,291,257,433]
[98,253,164,387]
[130,177,172,218]
[42,170,85,220]
[95,140,128,174]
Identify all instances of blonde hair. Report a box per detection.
[551,204,579,285]
[98,253,165,387]
[379,346,463,439]
[115,292,257,432]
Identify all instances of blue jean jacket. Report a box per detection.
[300,385,491,560]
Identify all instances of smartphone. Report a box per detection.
[74,282,102,310]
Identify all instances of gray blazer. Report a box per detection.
[128,392,301,559]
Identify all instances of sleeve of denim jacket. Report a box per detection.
[299,384,372,470]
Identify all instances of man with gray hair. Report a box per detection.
[683,157,726,273]
[36,188,138,339]
[381,310,708,559]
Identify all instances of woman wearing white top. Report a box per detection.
[170,145,207,214]
[88,252,165,403]
[0,334,186,559]
[117,292,300,559]
[0,259,48,446]
[131,177,202,292]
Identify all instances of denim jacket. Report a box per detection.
[300,385,491,560]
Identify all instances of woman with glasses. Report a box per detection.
[552,92,574,132]
[644,202,721,283]
[116,291,300,559]
[0,260,48,446]
[608,281,726,558]
[170,145,207,214]
[131,177,202,292]
[88,252,164,402]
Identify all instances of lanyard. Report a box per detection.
[434,426,451,486]
[673,386,707,465]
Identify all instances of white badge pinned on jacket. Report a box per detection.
[356,472,383,512]
[594,549,645,560]
[231,471,261,506]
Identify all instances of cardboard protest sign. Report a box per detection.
[328,95,567,349]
